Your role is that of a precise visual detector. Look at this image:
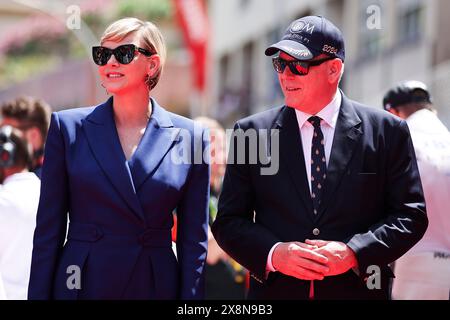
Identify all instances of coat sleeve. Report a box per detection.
[211,123,280,281]
[176,126,210,300]
[28,112,69,300]
[346,120,428,276]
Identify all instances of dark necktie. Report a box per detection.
[308,116,327,215]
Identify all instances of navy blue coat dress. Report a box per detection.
[28,97,209,300]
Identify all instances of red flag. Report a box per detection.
[173,0,209,93]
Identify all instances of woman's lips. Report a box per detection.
[106,72,124,78]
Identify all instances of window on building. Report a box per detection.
[217,54,239,121]
[241,41,254,115]
[239,0,250,9]
[219,54,229,92]
[397,0,424,44]
[266,28,283,105]
[433,0,450,65]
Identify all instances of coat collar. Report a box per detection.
[82,97,180,223]
[275,91,363,220]
[316,92,362,219]
[86,97,174,128]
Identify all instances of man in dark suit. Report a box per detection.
[211,16,428,300]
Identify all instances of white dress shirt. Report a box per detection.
[0,172,40,300]
[266,90,342,273]
[294,91,341,193]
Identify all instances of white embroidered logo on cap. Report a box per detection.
[290,21,315,34]
[283,47,310,57]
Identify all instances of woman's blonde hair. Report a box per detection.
[100,17,167,90]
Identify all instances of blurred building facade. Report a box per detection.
[0,0,193,115]
[209,0,450,128]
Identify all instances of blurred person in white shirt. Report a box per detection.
[0,272,6,299]
[0,125,40,300]
[383,81,450,300]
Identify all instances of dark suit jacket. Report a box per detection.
[28,97,210,300]
[212,93,428,300]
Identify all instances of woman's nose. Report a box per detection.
[106,54,119,66]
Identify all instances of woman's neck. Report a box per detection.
[113,91,152,127]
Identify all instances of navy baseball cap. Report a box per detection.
[265,16,345,61]
[383,81,432,110]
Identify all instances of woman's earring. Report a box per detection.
[145,74,155,90]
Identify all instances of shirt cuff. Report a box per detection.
[265,242,282,278]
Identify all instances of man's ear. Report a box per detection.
[147,55,161,78]
[328,59,343,84]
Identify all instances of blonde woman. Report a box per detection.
[28,18,210,300]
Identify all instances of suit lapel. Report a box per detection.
[276,106,314,219]
[82,98,145,222]
[128,99,181,191]
[317,93,363,219]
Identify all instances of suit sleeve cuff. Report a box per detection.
[346,239,363,277]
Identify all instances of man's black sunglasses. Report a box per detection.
[92,44,153,66]
[272,56,335,76]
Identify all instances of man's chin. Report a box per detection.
[284,96,303,109]
[285,103,304,111]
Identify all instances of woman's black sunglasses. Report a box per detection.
[272,56,335,76]
[92,44,153,66]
